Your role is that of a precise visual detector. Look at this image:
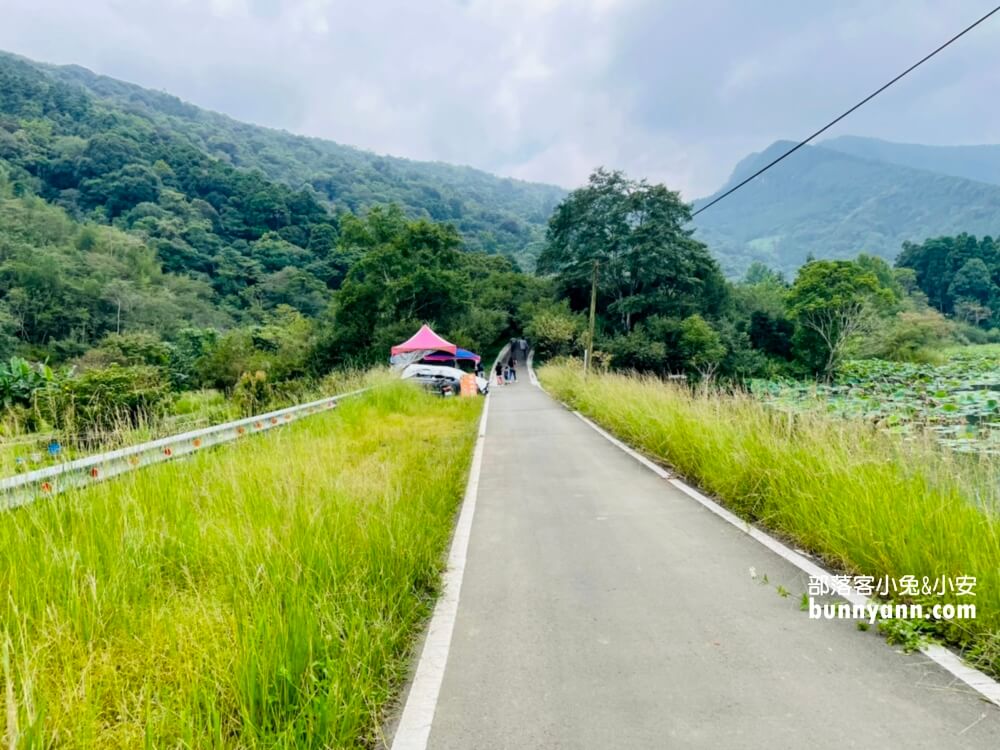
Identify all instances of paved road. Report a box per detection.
[414,361,1000,749]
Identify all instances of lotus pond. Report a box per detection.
[750,346,1000,454]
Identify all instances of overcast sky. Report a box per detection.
[1,0,998,197]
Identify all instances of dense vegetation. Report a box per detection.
[0,52,339,343]
[0,50,557,451]
[35,54,566,267]
[3,46,994,427]
[693,139,1000,277]
[2,48,997,396]
[0,82,989,458]
[528,168,987,383]
[0,180,535,456]
[0,381,480,748]
[897,233,1000,326]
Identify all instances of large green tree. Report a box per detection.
[786,260,894,378]
[537,168,726,335]
[317,209,470,366]
[949,258,993,305]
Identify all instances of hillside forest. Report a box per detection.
[0,51,997,444]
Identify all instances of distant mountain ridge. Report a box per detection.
[693,136,1000,279]
[822,136,1000,187]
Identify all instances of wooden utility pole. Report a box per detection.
[584,260,598,377]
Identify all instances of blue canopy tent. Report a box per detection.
[421,348,481,365]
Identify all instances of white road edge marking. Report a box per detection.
[571,411,671,480]
[390,390,491,750]
[529,355,1000,709]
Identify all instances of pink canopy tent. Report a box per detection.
[390,324,457,356]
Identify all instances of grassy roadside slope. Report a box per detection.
[0,381,480,748]
[538,362,1000,676]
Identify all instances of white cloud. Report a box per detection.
[286,0,333,34]
[0,0,997,197]
[207,0,250,19]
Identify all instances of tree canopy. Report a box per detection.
[538,168,727,335]
[896,234,1000,326]
[786,260,896,377]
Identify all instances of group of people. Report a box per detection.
[473,339,527,388]
[494,355,517,385]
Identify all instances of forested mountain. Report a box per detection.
[823,136,1000,187]
[1,44,991,403]
[692,139,1000,278]
[0,51,342,342]
[0,50,556,369]
[30,54,566,266]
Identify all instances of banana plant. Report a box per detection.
[0,357,56,409]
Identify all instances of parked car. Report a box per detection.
[401,364,488,396]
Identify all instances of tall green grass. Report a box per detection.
[539,362,1000,675]
[0,370,373,477]
[0,380,480,748]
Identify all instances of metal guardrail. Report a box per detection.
[0,388,369,511]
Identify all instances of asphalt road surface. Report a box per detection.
[402,360,1000,749]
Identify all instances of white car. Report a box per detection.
[401,363,488,395]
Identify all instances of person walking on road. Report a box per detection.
[507,357,517,382]
[494,360,504,386]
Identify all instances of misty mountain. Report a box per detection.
[822,136,1000,187]
[692,138,1000,278]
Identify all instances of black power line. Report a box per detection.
[692,4,1000,217]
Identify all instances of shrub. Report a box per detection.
[40,364,172,435]
[609,329,666,373]
[232,370,272,416]
[524,301,582,359]
[863,310,956,363]
[195,329,258,392]
[678,314,726,377]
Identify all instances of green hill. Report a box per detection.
[33,55,566,267]
[0,51,565,266]
[693,139,1000,278]
[0,50,559,363]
